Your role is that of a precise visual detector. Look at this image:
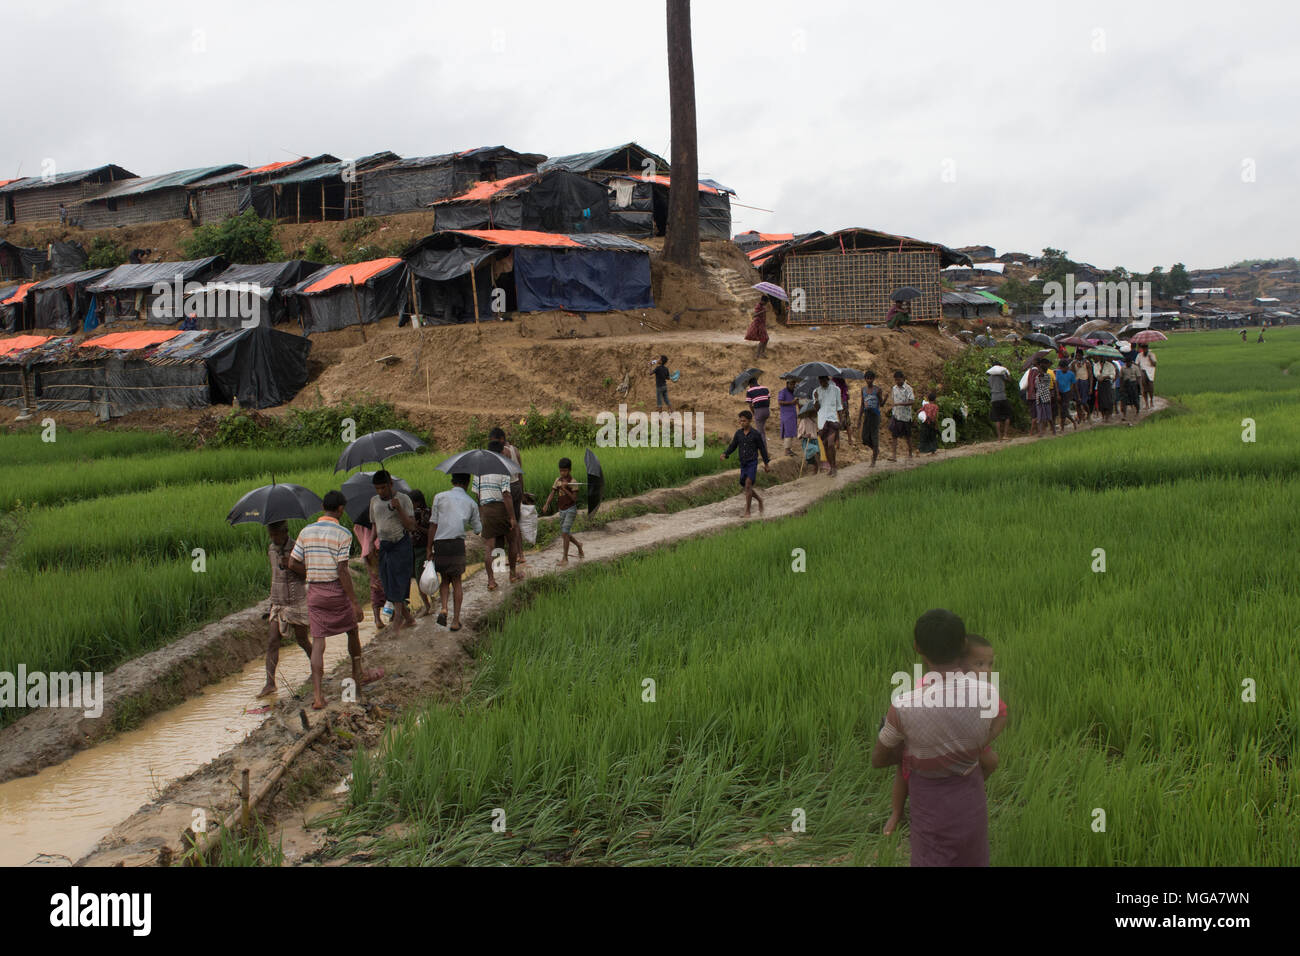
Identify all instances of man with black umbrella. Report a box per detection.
[813,375,843,476]
[259,521,313,698]
[369,470,416,631]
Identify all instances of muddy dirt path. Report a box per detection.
[59,399,1167,866]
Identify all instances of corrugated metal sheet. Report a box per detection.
[0,165,136,194]
[90,165,244,200]
[263,151,398,186]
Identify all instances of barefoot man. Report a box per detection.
[289,491,382,710]
[259,520,312,697]
[428,472,481,631]
[720,409,771,516]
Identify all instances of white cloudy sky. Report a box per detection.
[3,0,1296,270]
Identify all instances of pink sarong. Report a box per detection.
[307,579,357,639]
[907,770,989,867]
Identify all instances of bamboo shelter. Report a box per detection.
[756,228,972,326]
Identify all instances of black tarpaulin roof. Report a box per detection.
[187,156,339,189]
[539,143,669,175]
[204,260,323,294]
[263,152,398,186]
[367,146,546,174]
[762,227,973,269]
[89,166,244,200]
[0,165,136,193]
[86,257,227,293]
[0,241,48,272]
[33,267,112,291]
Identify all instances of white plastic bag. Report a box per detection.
[419,560,438,595]
[519,503,539,546]
[1018,368,1031,392]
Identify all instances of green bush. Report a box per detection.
[511,404,600,447]
[298,237,334,264]
[182,210,283,264]
[937,344,1031,441]
[86,236,127,269]
[210,401,430,449]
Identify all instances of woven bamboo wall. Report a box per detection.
[77,190,189,229]
[781,249,942,325]
[194,186,241,225]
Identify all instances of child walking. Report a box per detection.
[796,401,820,477]
[720,410,771,516]
[542,457,585,564]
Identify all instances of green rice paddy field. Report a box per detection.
[0,434,728,725]
[330,329,1300,865]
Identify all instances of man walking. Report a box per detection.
[428,472,482,631]
[813,374,843,476]
[259,520,313,698]
[888,370,915,460]
[654,354,673,410]
[987,364,1013,441]
[1135,343,1157,411]
[369,470,416,631]
[288,491,381,710]
[475,439,519,589]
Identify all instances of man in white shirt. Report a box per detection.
[888,370,915,461]
[1135,343,1157,410]
[429,472,482,630]
[812,375,843,476]
[369,470,416,631]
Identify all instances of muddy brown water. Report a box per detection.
[0,617,380,867]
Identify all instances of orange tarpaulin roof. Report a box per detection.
[2,281,38,304]
[448,173,535,202]
[0,179,20,189]
[452,230,582,248]
[0,334,52,356]
[302,258,402,294]
[747,242,784,262]
[80,329,183,351]
[757,233,793,241]
[239,158,301,177]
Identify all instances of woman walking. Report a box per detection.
[745,295,773,359]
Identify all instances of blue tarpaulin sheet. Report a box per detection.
[513,248,653,313]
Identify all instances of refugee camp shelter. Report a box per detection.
[540,143,733,239]
[756,228,972,325]
[47,241,89,275]
[29,268,112,331]
[942,290,1004,320]
[0,241,47,280]
[0,326,311,416]
[0,165,136,224]
[403,230,654,324]
[74,165,244,228]
[1,282,38,332]
[258,152,398,222]
[738,231,824,270]
[428,169,612,232]
[358,146,545,216]
[188,157,335,225]
[84,257,227,324]
[190,260,323,329]
[291,258,409,332]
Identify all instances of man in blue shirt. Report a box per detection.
[720,410,771,517]
[1055,360,1077,431]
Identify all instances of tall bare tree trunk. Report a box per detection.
[663,0,699,269]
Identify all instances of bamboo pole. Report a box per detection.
[240,768,251,831]
[350,277,367,343]
[321,182,326,222]
[469,264,481,333]
[188,718,330,863]
[296,187,301,225]
[407,268,420,327]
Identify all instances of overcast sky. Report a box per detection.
[4,0,1296,270]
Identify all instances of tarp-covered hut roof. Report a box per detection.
[86,257,227,293]
[540,143,669,175]
[88,166,244,200]
[0,165,137,194]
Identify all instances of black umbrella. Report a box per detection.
[730,368,763,395]
[1021,349,1057,370]
[1023,332,1057,348]
[836,367,866,380]
[783,361,840,379]
[974,335,997,347]
[226,481,323,526]
[1085,330,1119,344]
[434,448,521,477]
[341,471,413,527]
[335,429,427,473]
[891,287,922,302]
[792,378,818,399]
[584,448,604,515]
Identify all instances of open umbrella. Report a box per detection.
[335,429,427,473]
[1001,332,1020,342]
[1085,330,1119,344]
[891,287,922,302]
[434,449,521,477]
[1059,336,1092,348]
[752,281,789,302]
[730,368,763,395]
[584,448,604,515]
[227,481,323,526]
[783,361,840,379]
[836,367,867,380]
[1024,332,1057,348]
[1085,346,1123,359]
[973,335,997,347]
[1021,348,1057,370]
[1074,319,1110,336]
[1129,329,1168,344]
[341,471,412,527]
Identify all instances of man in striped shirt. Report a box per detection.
[872,609,1001,866]
[289,491,382,710]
